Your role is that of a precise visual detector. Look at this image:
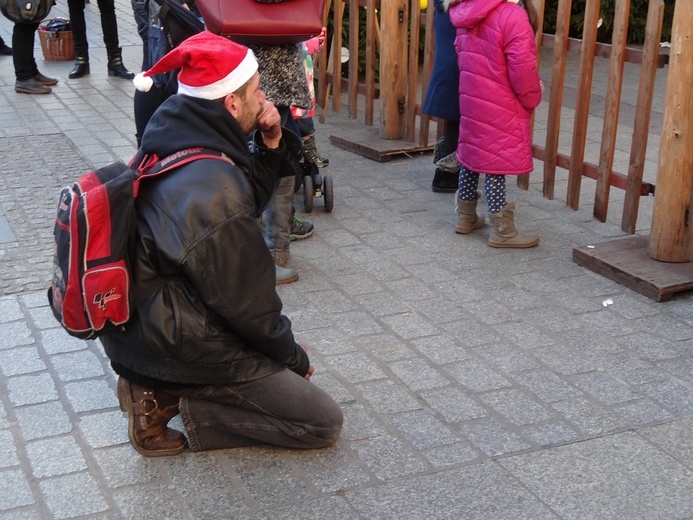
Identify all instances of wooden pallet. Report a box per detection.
[329,125,433,162]
[573,235,693,302]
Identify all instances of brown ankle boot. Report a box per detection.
[488,203,539,248]
[117,377,187,457]
[455,192,485,234]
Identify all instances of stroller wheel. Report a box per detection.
[303,175,314,213]
[324,175,334,212]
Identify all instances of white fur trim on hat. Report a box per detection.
[177,50,258,100]
[133,72,154,92]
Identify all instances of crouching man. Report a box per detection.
[102,31,343,456]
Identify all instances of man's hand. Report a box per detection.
[301,344,315,381]
[257,100,282,149]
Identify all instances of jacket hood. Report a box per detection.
[141,94,252,171]
[448,0,507,28]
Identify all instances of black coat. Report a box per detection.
[422,0,460,122]
[101,95,309,383]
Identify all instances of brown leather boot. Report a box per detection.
[117,377,187,457]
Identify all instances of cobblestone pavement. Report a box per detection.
[1,6,693,519]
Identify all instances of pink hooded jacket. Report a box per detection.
[447,0,541,175]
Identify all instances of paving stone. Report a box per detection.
[49,350,105,381]
[520,422,581,447]
[424,443,479,468]
[323,352,387,383]
[612,399,673,426]
[379,313,440,339]
[411,335,470,364]
[474,343,540,373]
[26,307,59,330]
[339,404,388,442]
[78,410,129,448]
[443,359,512,392]
[531,345,598,375]
[63,379,117,413]
[571,372,642,405]
[0,299,23,323]
[442,319,502,347]
[14,402,73,441]
[618,332,688,361]
[389,410,460,449]
[420,386,488,423]
[0,430,19,468]
[92,445,162,488]
[39,473,109,519]
[639,418,693,470]
[18,292,50,309]
[359,335,414,362]
[353,291,413,317]
[500,433,693,519]
[185,491,249,519]
[162,452,233,497]
[351,436,428,481]
[6,373,58,406]
[113,484,189,520]
[514,369,583,402]
[459,418,532,457]
[0,469,35,511]
[0,322,34,349]
[307,465,372,493]
[39,329,88,355]
[0,347,46,376]
[242,496,361,520]
[551,397,628,436]
[388,358,448,392]
[345,464,558,520]
[0,510,42,520]
[26,435,88,478]
[232,450,311,506]
[638,379,693,415]
[479,389,556,425]
[357,380,421,414]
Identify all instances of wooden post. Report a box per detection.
[380,0,409,139]
[566,0,600,210]
[543,0,572,199]
[648,0,693,262]
[621,0,664,234]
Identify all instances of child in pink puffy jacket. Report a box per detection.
[445,0,542,248]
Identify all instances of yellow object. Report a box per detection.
[420,0,427,10]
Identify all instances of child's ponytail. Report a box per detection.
[524,0,540,35]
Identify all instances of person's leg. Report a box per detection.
[432,120,460,192]
[12,22,53,94]
[67,0,90,77]
[486,174,539,248]
[134,86,170,146]
[97,0,135,78]
[455,166,485,233]
[174,368,343,451]
[297,116,329,168]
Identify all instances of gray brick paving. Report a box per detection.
[1,6,693,518]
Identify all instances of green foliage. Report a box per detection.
[542,0,675,45]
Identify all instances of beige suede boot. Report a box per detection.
[488,203,539,248]
[455,192,485,234]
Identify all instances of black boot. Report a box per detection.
[69,57,90,79]
[107,48,135,79]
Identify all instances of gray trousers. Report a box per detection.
[169,368,343,451]
[262,175,295,256]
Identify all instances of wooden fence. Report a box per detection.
[316,0,679,239]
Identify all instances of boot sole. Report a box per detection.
[117,378,187,457]
[15,87,51,94]
[488,238,540,248]
[455,221,486,234]
[276,273,299,285]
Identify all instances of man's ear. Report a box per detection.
[224,92,241,118]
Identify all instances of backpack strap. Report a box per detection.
[129,147,234,306]
[131,147,234,197]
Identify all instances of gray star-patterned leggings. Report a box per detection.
[458,167,506,213]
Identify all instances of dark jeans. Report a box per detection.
[12,22,40,81]
[67,0,120,58]
[169,368,343,451]
[296,116,315,138]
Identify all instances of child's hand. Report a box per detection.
[318,27,327,46]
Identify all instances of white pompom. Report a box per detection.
[133,73,154,92]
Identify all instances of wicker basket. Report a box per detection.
[39,26,75,61]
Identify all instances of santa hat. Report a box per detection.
[133,31,258,100]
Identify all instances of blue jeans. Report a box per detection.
[170,368,343,451]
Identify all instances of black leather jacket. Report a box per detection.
[101,94,309,383]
